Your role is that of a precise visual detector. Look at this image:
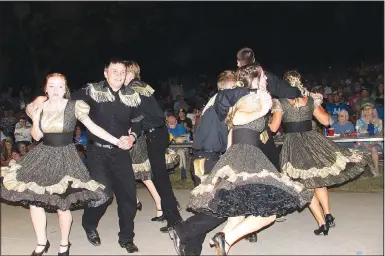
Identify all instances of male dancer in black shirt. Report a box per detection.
[124,61,183,233]
[74,58,143,253]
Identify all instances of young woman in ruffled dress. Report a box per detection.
[1,73,128,256]
[269,70,369,236]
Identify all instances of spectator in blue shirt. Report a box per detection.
[326,93,349,123]
[331,110,355,134]
[167,115,187,137]
[74,125,88,147]
[331,109,355,148]
[166,115,188,180]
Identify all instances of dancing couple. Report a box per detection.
[1,58,182,255]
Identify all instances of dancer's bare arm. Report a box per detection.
[313,106,330,126]
[26,103,44,141]
[269,99,283,132]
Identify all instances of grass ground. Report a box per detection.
[167,162,384,192]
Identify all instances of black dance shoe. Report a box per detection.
[31,240,50,256]
[137,201,143,211]
[85,230,101,246]
[151,215,166,222]
[57,243,71,256]
[160,220,182,233]
[119,242,139,253]
[314,224,329,236]
[325,214,335,227]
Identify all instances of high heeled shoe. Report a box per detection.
[151,209,166,222]
[325,214,335,227]
[137,201,142,211]
[210,232,229,256]
[58,243,71,256]
[314,224,329,236]
[31,240,50,256]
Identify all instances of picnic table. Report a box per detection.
[169,134,384,148]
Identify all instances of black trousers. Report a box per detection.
[82,145,137,244]
[177,213,226,255]
[146,126,182,224]
[179,150,223,255]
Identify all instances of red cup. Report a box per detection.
[328,128,335,136]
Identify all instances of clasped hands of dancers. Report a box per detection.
[1,49,369,256]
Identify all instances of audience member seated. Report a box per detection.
[186,107,196,127]
[326,92,349,124]
[1,140,13,167]
[17,141,28,156]
[11,149,21,161]
[167,115,189,180]
[14,116,32,144]
[177,108,193,136]
[332,110,355,134]
[331,110,355,148]
[354,102,383,175]
[76,144,87,165]
[355,86,376,118]
[74,124,88,147]
[0,109,17,140]
[371,82,384,100]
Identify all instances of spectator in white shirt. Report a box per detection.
[14,117,32,144]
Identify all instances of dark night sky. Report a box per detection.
[1,1,384,90]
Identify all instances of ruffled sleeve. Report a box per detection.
[230,90,272,120]
[75,100,91,122]
[25,106,34,120]
[271,99,284,113]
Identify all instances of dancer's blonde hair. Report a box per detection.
[283,70,309,97]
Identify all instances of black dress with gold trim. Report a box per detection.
[1,100,108,210]
[275,97,368,189]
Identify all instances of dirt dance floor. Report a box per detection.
[1,189,383,255]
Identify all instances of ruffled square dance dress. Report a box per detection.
[1,100,108,210]
[275,97,369,189]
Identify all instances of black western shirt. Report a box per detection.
[128,79,165,132]
[72,80,143,145]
